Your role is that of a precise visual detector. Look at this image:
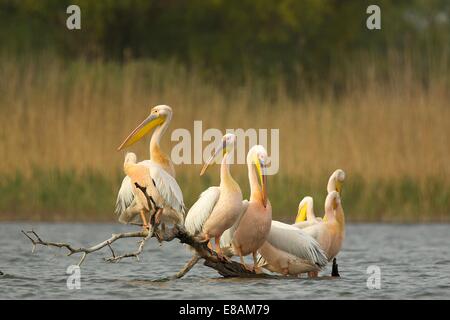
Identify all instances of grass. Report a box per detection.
[0,53,449,222]
[1,169,449,222]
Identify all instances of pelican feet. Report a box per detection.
[252,266,263,274]
[139,210,150,231]
[307,271,319,278]
[147,207,164,241]
[216,252,231,262]
[242,264,257,272]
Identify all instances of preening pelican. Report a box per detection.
[220,145,272,270]
[256,221,328,276]
[184,133,244,257]
[327,169,345,194]
[115,105,185,229]
[300,191,345,263]
[294,169,345,227]
[293,196,319,228]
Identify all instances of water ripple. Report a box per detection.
[1,223,449,299]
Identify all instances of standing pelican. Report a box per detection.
[115,105,184,229]
[184,134,243,257]
[220,145,272,271]
[256,221,328,276]
[294,169,345,227]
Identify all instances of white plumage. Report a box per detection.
[115,157,185,225]
[115,176,134,216]
[265,221,328,268]
[220,200,249,248]
[184,187,220,235]
[149,162,185,215]
[292,219,321,230]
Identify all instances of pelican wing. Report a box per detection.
[293,220,319,229]
[148,163,185,214]
[184,187,220,235]
[266,221,328,268]
[220,199,249,248]
[115,176,134,217]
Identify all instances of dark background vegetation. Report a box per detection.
[1,0,449,84]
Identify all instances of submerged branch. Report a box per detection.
[21,182,271,278]
[22,229,148,266]
[21,224,261,278]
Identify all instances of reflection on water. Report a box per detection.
[0,223,449,299]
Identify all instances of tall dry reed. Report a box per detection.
[0,53,449,221]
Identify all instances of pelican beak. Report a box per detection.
[333,197,340,210]
[254,154,268,208]
[117,113,165,150]
[200,140,226,176]
[335,181,342,194]
[295,203,307,223]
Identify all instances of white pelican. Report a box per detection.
[327,169,345,194]
[294,169,345,227]
[294,196,319,228]
[184,133,244,257]
[115,105,185,229]
[256,221,328,276]
[220,145,272,270]
[300,191,345,264]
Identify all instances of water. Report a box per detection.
[0,222,449,299]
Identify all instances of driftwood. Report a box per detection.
[21,229,149,266]
[21,183,262,278]
[21,222,263,278]
[22,183,340,279]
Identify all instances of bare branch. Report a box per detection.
[171,255,201,280]
[21,182,276,279]
[22,229,148,266]
[105,232,152,262]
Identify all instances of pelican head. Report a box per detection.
[117,105,173,150]
[124,152,137,164]
[327,169,345,194]
[324,191,341,221]
[296,196,313,223]
[247,145,268,208]
[200,133,236,176]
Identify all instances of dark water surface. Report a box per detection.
[0,223,449,299]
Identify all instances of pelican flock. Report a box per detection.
[115,105,346,278]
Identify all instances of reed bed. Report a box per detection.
[0,54,449,222]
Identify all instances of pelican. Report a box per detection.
[327,169,345,194]
[220,145,272,271]
[122,152,185,229]
[115,105,185,230]
[184,133,244,257]
[300,191,345,265]
[294,196,319,228]
[256,221,328,276]
[294,169,345,227]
